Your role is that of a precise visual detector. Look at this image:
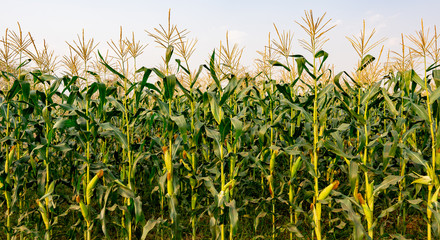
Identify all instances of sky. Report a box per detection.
[1,0,439,73]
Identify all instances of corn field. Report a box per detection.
[1,10,440,240]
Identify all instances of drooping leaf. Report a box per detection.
[382,88,399,115]
[268,60,291,72]
[403,69,425,90]
[411,102,429,122]
[357,54,375,71]
[373,175,403,196]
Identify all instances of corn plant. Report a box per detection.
[1,9,440,240]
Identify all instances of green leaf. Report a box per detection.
[145,83,161,94]
[6,80,20,100]
[411,102,429,122]
[254,211,267,231]
[378,201,402,218]
[295,56,306,77]
[339,100,366,125]
[336,123,350,131]
[170,115,188,143]
[96,82,107,114]
[403,69,425,90]
[53,118,76,129]
[357,54,375,71]
[17,59,31,70]
[281,100,312,122]
[163,75,177,100]
[86,82,98,99]
[20,81,30,101]
[317,83,334,99]
[152,68,166,79]
[141,218,161,240]
[381,88,399,115]
[405,149,428,167]
[203,178,219,196]
[134,196,144,224]
[227,200,239,234]
[53,143,72,152]
[373,175,403,196]
[206,127,221,147]
[209,50,221,90]
[349,161,359,192]
[100,122,128,150]
[175,59,190,75]
[315,50,329,72]
[175,78,193,101]
[98,51,128,81]
[220,77,239,105]
[219,118,231,142]
[433,69,440,88]
[323,140,355,159]
[276,84,294,102]
[230,117,243,142]
[191,65,204,89]
[286,223,304,238]
[360,82,380,104]
[412,175,432,185]
[268,60,291,72]
[210,95,223,125]
[40,181,56,200]
[87,70,101,83]
[429,86,440,105]
[382,141,397,167]
[337,198,368,240]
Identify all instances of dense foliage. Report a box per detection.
[1,10,440,240]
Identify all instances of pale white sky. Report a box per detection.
[1,0,439,73]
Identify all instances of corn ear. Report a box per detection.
[36,200,49,229]
[5,146,15,173]
[269,150,277,172]
[317,180,339,201]
[291,156,302,179]
[79,200,89,221]
[191,193,197,209]
[365,177,374,208]
[163,146,172,173]
[86,170,104,203]
[167,172,174,195]
[357,193,372,220]
[42,106,50,124]
[223,179,236,192]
